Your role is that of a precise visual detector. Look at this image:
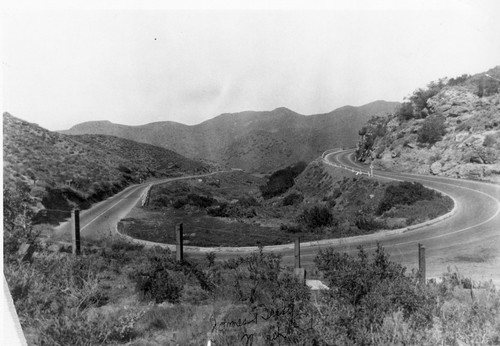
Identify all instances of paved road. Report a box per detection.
[312,150,500,283]
[52,152,500,283]
[51,173,221,242]
[205,150,500,283]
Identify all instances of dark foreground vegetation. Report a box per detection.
[4,186,499,345]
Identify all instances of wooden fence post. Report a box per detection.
[294,237,301,269]
[176,223,184,262]
[418,243,426,284]
[72,209,81,255]
[294,237,306,284]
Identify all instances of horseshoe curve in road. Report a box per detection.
[318,149,500,282]
[53,149,500,282]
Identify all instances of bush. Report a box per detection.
[409,79,445,118]
[283,192,303,206]
[476,76,500,97]
[280,223,302,233]
[447,73,470,86]
[418,115,446,145]
[238,196,260,207]
[172,197,188,209]
[131,249,185,303]
[3,182,39,261]
[134,269,184,303]
[207,202,256,218]
[298,205,334,229]
[207,203,229,217]
[186,193,216,208]
[483,133,498,148]
[131,248,214,303]
[260,162,307,199]
[314,245,436,344]
[377,181,436,215]
[354,214,385,231]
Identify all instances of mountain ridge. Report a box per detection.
[3,112,211,223]
[61,101,400,172]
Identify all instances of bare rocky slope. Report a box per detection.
[356,67,500,183]
[61,101,399,172]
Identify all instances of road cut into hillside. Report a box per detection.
[52,150,500,284]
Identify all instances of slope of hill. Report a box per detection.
[61,101,399,172]
[3,112,210,223]
[355,67,500,183]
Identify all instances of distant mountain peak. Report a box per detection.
[59,101,399,172]
[271,106,295,113]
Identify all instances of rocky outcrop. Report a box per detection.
[356,69,500,183]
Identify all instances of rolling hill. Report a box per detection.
[3,112,211,222]
[61,101,399,172]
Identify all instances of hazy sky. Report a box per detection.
[2,1,500,131]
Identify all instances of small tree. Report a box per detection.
[397,102,414,120]
[417,115,446,145]
[298,205,334,229]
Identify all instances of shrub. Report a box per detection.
[39,311,111,345]
[354,214,385,231]
[150,195,169,208]
[187,193,216,208]
[447,73,470,86]
[314,245,436,343]
[283,192,303,206]
[206,252,216,267]
[207,203,229,217]
[131,248,214,303]
[3,182,39,261]
[476,76,500,97]
[260,162,307,199]
[409,79,445,118]
[418,115,446,145]
[135,268,184,303]
[483,134,497,147]
[238,196,260,207]
[456,121,471,132]
[280,223,302,233]
[207,202,256,218]
[172,197,188,209]
[298,205,334,229]
[377,181,436,215]
[130,249,185,303]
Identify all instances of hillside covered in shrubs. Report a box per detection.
[3,113,211,224]
[118,160,452,247]
[5,231,500,345]
[2,172,495,345]
[356,66,500,183]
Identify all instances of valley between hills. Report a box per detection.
[4,67,500,345]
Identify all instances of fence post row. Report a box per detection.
[418,243,426,284]
[72,209,81,255]
[176,223,184,262]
